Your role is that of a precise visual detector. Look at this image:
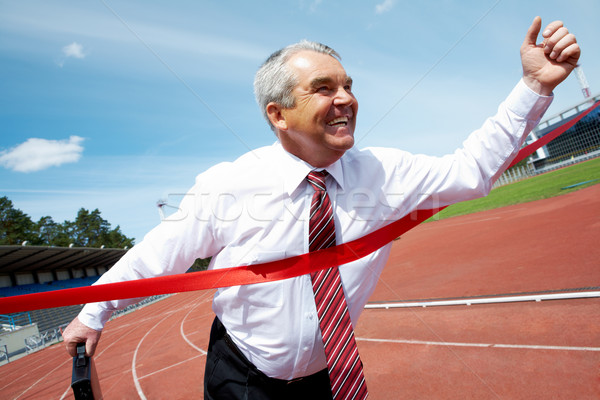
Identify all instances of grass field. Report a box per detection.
[432,157,600,221]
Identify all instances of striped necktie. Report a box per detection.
[307,170,368,400]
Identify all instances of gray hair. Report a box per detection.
[254,40,341,130]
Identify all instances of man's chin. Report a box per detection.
[328,135,355,152]
[327,125,354,141]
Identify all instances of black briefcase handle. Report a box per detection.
[71,343,94,399]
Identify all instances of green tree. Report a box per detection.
[66,208,134,248]
[68,208,109,247]
[0,197,135,248]
[34,216,71,247]
[189,257,210,272]
[0,196,35,245]
[101,225,134,249]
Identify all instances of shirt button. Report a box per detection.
[308,313,314,320]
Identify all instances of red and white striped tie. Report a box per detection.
[307,170,368,400]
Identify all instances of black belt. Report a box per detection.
[222,331,329,387]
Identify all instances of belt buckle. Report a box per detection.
[286,376,305,385]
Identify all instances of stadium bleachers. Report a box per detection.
[0,277,98,297]
[29,305,85,333]
[0,277,98,334]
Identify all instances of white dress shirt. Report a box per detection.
[79,79,552,379]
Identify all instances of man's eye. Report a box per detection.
[317,86,330,93]
[344,85,352,92]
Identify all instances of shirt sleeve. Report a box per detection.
[78,169,223,331]
[395,79,553,211]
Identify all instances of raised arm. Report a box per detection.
[521,16,581,96]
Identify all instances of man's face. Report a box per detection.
[276,50,358,167]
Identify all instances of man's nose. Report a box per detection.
[333,87,355,106]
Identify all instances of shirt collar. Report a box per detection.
[274,142,346,197]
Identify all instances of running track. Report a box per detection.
[2,184,599,399]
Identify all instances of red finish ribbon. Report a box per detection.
[1,100,598,314]
[0,208,440,313]
[508,100,600,169]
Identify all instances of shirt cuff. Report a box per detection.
[78,303,113,331]
[505,79,553,121]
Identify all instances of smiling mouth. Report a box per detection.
[327,116,349,127]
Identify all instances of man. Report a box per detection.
[64,17,580,399]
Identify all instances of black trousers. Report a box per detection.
[204,317,333,400]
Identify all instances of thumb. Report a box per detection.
[523,16,542,47]
[86,339,98,357]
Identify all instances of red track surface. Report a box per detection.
[2,185,599,399]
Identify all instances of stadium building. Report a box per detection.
[528,95,600,172]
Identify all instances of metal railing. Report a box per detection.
[0,312,32,331]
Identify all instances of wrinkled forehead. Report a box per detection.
[287,50,350,87]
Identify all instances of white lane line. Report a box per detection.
[133,294,212,398]
[179,298,209,355]
[365,291,600,309]
[132,313,175,400]
[138,354,205,380]
[2,346,66,391]
[13,358,71,400]
[60,385,70,400]
[180,319,207,354]
[61,315,161,399]
[356,337,600,352]
[61,294,204,399]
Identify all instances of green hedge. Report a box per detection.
[430,157,600,221]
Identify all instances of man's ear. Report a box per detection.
[266,102,288,131]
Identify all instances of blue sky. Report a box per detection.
[1,0,598,244]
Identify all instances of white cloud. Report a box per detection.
[0,136,85,173]
[57,42,86,67]
[62,42,86,59]
[375,0,396,14]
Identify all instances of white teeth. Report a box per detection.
[328,117,349,126]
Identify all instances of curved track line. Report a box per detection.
[60,318,153,399]
[132,313,174,400]
[179,297,211,355]
[61,294,201,399]
[138,354,205,380]
[132,293,211,398]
